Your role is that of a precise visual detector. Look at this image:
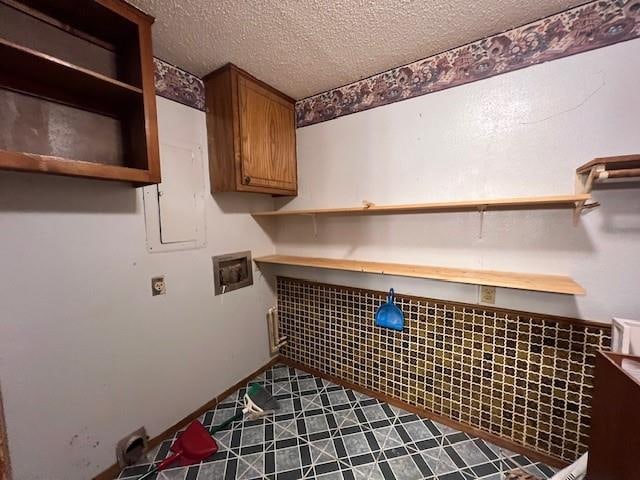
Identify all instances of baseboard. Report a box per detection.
[280,357,569,470]
[93,356,281,480]
[0,387,10,480]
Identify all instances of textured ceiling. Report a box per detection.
[129,0,586,99]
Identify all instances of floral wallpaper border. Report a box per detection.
[153,57,205,111]
[296,0,640,127]
[152,1,640,120]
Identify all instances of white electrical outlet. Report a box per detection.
[480,285,496,304]
[151,276,166,296]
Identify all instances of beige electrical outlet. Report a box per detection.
[480,285,496,304]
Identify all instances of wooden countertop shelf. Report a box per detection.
[254,255,585,295]
[252,194,591,217]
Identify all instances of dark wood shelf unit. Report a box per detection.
[0,0,160,185]
[0,151,155,183]
[0,38,142,116]
[11,0,147,48]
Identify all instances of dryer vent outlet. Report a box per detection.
[116,427,149,467]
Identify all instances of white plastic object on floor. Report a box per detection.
[611,318,640,355]
[549,452,588,480]
[242,393,261,415]
[242,390,270,419]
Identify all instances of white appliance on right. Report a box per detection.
[611,317,640,355]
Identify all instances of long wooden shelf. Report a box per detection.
[252,194,591,217]
[0,37,142,116]
[254,255,585,295]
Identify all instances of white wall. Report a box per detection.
[1,38,639,480]
[272,39,640,322]
[0,97,276,479]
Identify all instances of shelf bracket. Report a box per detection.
[574,164,605,225]
[478,206,487,239]
[573,201,601,225]
[302,213,319,237]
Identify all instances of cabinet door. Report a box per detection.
[238,75,296,193]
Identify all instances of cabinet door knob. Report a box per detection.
[244,176,251,184]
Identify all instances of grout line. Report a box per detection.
[364,413,403,480]
[283,369,546,479]
[268,372,383,478]
[128,366,549,480]
[263,370,337,478]
[234,370,291,478]
[202,375,275,480]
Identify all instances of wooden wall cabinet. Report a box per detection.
[204,63,297,196]
[587,351,640,480]
[0,0,160,185]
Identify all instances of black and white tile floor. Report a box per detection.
[117,364,557,480]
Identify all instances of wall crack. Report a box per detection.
[519,73,606,126]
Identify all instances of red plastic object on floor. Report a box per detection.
[138,421,218,479]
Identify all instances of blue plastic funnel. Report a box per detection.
[375,288,404,331]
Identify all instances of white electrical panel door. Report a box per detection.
[142,141,206,252]
[158,143,202,243]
